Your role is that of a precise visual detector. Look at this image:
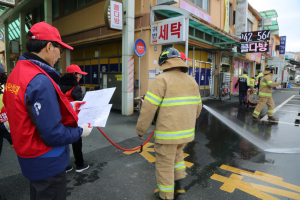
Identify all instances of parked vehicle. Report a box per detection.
[295,75,300,83]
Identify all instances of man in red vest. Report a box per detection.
[3,22,92,199]
[59,65,89,173]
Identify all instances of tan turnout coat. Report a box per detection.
[136,57,202,144]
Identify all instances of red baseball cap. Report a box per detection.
[66,65,88,75]
[28,21,73,50]
[180,52,191,61]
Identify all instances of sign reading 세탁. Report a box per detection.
[151,17,185,45]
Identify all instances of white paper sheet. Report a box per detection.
[80,87,116,110]
[78,104,112,127]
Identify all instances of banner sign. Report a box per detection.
[246,53,261,63]
[151,17,185,45]
[279,36,286,54]
[104,0,123,31]
[0,0,15,7]
[241,42,269,53]
[180,1,211,23]
[241,30,271,42]
[235,0,248,36]
[224,0,230,32]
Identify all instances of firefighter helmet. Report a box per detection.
[265,65,275,71]
[159,47,181,66]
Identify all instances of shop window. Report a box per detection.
[195,29,203,40]
[100,58,108,72]
[84,45,99,59]
[71,48,83,60]
[110,58,119,72]
[189,27,194,36]
[100,43,119,57]
[52,0,60,19]
[274,67,278,75]
[247,19,252,32]
[63,0,98,15]
[205,34,212,43]
[188,0,210,12]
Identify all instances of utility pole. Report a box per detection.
[121,0,135,115]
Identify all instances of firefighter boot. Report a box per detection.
[253,116,261,122]
[174,179,186,195]
[268,116,279,122]
[153,189,173,200]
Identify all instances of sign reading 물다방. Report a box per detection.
[151,17,185,45]
[241,42,269,53]
[241,30,271,42]
[279,36,286,55]
[104,0,123,31]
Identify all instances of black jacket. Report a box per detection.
[59,73,83,101]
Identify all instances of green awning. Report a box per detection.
[259,10,278,19]
[0,18,30,41]
[286,59,300,66]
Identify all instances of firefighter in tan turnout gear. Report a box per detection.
[253,65,281,122]
[136,47,202,200]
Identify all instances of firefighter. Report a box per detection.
[235,69,250,105]
[255,69,264,89]
[253,65,281,122]
[136,47,202,200]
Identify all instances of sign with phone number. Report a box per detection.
[241,30,271,42]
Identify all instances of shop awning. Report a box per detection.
[286,59,300,66]
[152,5,240,49]
[259,10,279,32]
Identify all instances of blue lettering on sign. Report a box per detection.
[279,36,286,54]
[152,33,157,39]
[152,26,157,32]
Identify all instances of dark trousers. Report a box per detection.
[30,170,67,200]
[72,137,84,167]
[0,123,13,156]
[239,91,247,103]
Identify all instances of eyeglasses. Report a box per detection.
[51,42,64,54]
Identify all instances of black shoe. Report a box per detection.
[75,164,89,173]
[268,116,279,122]
[66,165,73,173]
[174,179,186,195]
[239,102,242,105]
[253,116,261,122]
[153,189,173,200]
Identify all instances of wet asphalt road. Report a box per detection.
[1,88,300,200]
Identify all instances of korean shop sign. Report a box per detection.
[241,30,271,42]
[279,36,286,54]
[104,0,123,31]
[240,42,269,53]
[224,0,229,32]
[151,17,186,45]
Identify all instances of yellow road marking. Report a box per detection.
[211,174,280,200]
[220,165,300,192]
[123,142,194,167]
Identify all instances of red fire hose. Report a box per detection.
[97,127,154,152]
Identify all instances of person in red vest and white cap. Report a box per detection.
[3,22,92,200]
[59,65,89,173]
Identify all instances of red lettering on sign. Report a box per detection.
[170,22,182,38]
[159,24,168,40]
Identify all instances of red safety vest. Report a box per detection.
[3,60,78,158]
[65,86,76,102]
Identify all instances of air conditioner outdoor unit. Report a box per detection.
[156,0,178,5]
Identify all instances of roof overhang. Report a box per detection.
[286,59,300,66]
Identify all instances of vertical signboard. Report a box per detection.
[235,0,248,36]
[110,0,123,30]
[224,0,230,32]
[151,17,185,45]
[279,36,286,54]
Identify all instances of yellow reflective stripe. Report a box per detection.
[260,82,267,86]
[253,110,260,115]
[267,110,274,113]
[267,81,273,85]
[160,96,202,107]
[259,92,272,97]
[154,128,195,140]
[157,183,174,192]
[145,91,162,106]
[174,161,186,170]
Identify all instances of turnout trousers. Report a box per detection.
[155,143,187,199]
[253,96,275,118]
